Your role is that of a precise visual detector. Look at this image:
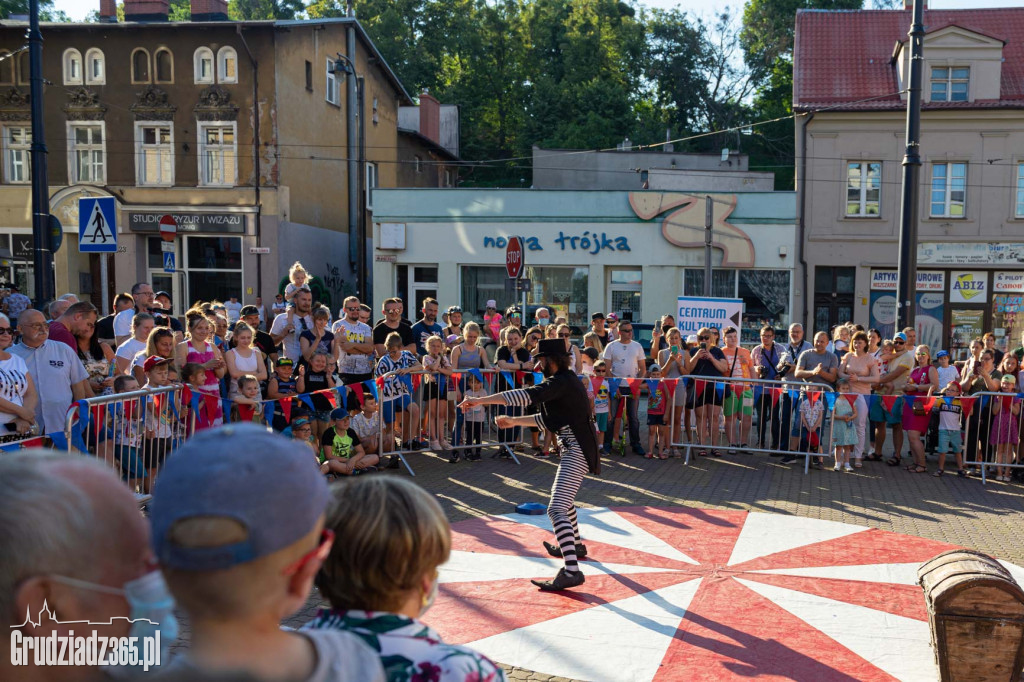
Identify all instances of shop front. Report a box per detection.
[372,189,796,340]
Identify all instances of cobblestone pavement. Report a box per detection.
[172,432,1024,682]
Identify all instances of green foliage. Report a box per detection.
[740,0,861,78]
[0,0,69,21]
[228,0,304,20]
[169,0,190,20]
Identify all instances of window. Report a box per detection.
[684,268,737,298]
[931,67,969,102]
[16,52,28,85]
[930,162,967,217]
[194,47,214,84]
[216,47,237,84]
[84,48,104,85]
[2,126,30,184]
[136,123,173,186]
[154,48,173,83]
[325,58,340,105]
[738,270,791,342]
[67,123,105,184]
[0,51,13,85]
[305,60,312,91]
[608,269,642,320]
[131,48,150,84]
[460,265,589,329]
[1017,163,1024,218]
[62,48,82,85]
[365,162,378,210]
[414,155,422,173]
[845,161,881,216]
[444,169,453,187]
[814,266,855,336]
[197,123,236,186]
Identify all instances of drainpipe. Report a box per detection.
[798,111,814,329]
[357,75,367,302]
[237,24,262,298]
[346,19,360,290]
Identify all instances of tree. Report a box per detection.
[229,0,304,19]
[740,0,861,79]
[0,0,69,20]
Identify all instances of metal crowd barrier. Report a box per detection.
[376,367,522,476]
[62,384,190,497]
[960,389,1024,485]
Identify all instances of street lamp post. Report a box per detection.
[28,0,54,308]
[331,52,367,302]
[896,0,925,332]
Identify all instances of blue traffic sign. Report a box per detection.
[163,251,175,273]
[78,197,117,253]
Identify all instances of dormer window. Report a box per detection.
[931,67,969,102]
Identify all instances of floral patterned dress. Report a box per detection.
[303,609,505,682]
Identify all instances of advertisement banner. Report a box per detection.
[994,271,1024,293]
[919,242,1024,265]
[869,291,897,340]
[676,296,743,335]
[949,271,988,304]
[869,270,945,292]
[916,292,944,352]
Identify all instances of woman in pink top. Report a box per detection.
[175,309,227,426]
[483,300,503,343]
[838,331,880,467]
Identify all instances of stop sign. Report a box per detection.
[505,236,524,278]
[159,214,177,242]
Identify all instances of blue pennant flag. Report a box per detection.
[0,441,21,452]
[501,371,514,387]
[607,377,622,396]
[681,376,690,388]
[753,385,763,402]
[168,393,180,419]
[139,395,148,422]
[298,393,315,411]
[399,374,414,394]
[788,389,800,402]
[532,371,543,384]
[189,390,201,413]
[943,396,953,406]
[864,394,876,410]
[469,368,484,384]
[645,379,659,396]
[714,382,725,399]
[980,395,990,410]
[364,380,378,400]
[77,400,91,431]
[824,393,837,411]
[50,431,68,451]
[263,400,275,423]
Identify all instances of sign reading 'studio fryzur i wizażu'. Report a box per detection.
[127,213,245,234]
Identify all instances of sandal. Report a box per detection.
[698,449,708,457]
[886,456,902,467]
[907,465,927,474]
[711,449,722,457]
[933,470,945,478]
[644,452,654,459]
[865,453,883,462]
[672,448,682,458]
[658,451,669,460]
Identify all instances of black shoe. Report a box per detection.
[386,456,401,470]
[447,453,461,464]
[466,453,481,462]
[531,568,586,592]
[633,446,646,457]
[543,540,588,559]
[780,456,798,464]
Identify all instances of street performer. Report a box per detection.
[459,338,600,591]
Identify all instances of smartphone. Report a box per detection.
[699,342,707,351]
[671,345,679,355]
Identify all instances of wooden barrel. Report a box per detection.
[918,549,1024,681]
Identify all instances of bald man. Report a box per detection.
[0,451,166,682]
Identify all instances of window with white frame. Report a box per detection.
[62,48,82,85]
[365,162,378,210]
[845,161,881,216]
[198,123,236,186]
[1016,163,1024,218]
[414,155,422,173]
[154,48,173,84]
[930,67,969,102]
[136,123,173,186]
[194,47,214,84]
[84,48,104,85]
[68,123,105,184]
[217,47,237,84]
[930,162,967,218]
[325,57,340,105]
[2,125,30,184]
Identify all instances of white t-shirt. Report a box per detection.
[333,318,374,375]
[270,311,314,361]
[0,353,29,425]
[936,365,960,392]
[112,308,135,338]
[225,300,242,323]
[116,337,146,361]
[602,340,645,378]
[351,411,380,440]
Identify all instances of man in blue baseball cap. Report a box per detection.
[150,424,384,681]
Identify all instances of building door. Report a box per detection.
[813,266,855,333]
[397,265,437,319]
[608,268,642,321]
[949,307,987,362]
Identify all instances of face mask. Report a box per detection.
[51,571,178,673]
[418,575,440,617]
[537,318,550,327]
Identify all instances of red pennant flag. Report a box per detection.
[662,378,677,399]
[350,383,364,406]
[280,397,293,423]
[807,391,820,405]
[152,393,164,415]
[375,376,385,391]
[411,374,422,392]
[325,390,338,408]
[694,379,706,395]
[844,394,858,407]
[732,383,745,397]
[881,395,898,412]
[21,437,42,448]
[918,397,936,413]
[182,385,192,405]
[959,396,975,418]
[626,378,642,398]
[90,404,106,431]
[515,371,525,383]
[238,404,255,422]
[771,387,783,407]
[1001,394,1014,411]
[590,376,604,394]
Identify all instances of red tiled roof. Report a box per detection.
[794,8,1024,111]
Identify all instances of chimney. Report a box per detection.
[419,90,440,145]
[191,0,229,21]
[904,0,927,9]
[123,0,169,22]
[99,0,117,22]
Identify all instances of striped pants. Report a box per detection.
[548,425,588,573]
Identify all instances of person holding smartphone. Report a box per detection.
[684,327,729,457]
[657,327,689,457]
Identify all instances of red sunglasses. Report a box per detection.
[282,529,335,576]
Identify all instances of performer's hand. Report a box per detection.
[495,415,513,429]
[458,397,478,411]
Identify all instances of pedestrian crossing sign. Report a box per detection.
[78,197,117,253]
[163,251,175,273]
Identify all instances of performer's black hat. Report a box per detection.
[534,338,570,358]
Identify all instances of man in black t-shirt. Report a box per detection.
[372,297,415,356]
[95,292,135,345]
[591,312,610,348]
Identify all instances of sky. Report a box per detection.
[52,0,1024,24]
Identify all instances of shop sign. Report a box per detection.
[994,271,1024,293]
[676,296,743,334]
[994,295,1024,315]
[949,271,988,303]
[482,230,630,255]
[869,270,945,292]
[918,242,1024,265]
[12,234,32,260]
[127,212,245,234]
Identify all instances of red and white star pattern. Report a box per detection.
[425,506,1024,682]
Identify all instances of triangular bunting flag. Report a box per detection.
[843,394,858,407]
[662,378,677,399]
[881,395,898,412]
[469,368,484,383]
[753,385,763,403]
[49,431,69,451]
[918,397,936,413]
[693,379,706,395]
[365,380,378,400]
[645,379,659,397]
[0,441,21,452]
[1000,394,1013,410]
[626,378,642,398]
[325,390,338,408]
[590,376,604,394]
[280,397,293,423]
[959,396,975,418]
[806,391,820,405]
[238,404,255,422]
[607,377,622,396]
[349,383,364,406]
[532,372,543,384]
[823,392,836,410]
[152,393,164,416]
[410,373,421,392]
[298,393,315,411]
[515,371,525,384]
[787,389,800,402]
[979,395,990,411]
[714,382,725,399]
[262,400,275,423]
[731,383,745,397]
[502,371,514,387]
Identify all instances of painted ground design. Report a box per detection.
[426,506,1024,682]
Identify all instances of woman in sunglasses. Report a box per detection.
[684,327,729,457]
